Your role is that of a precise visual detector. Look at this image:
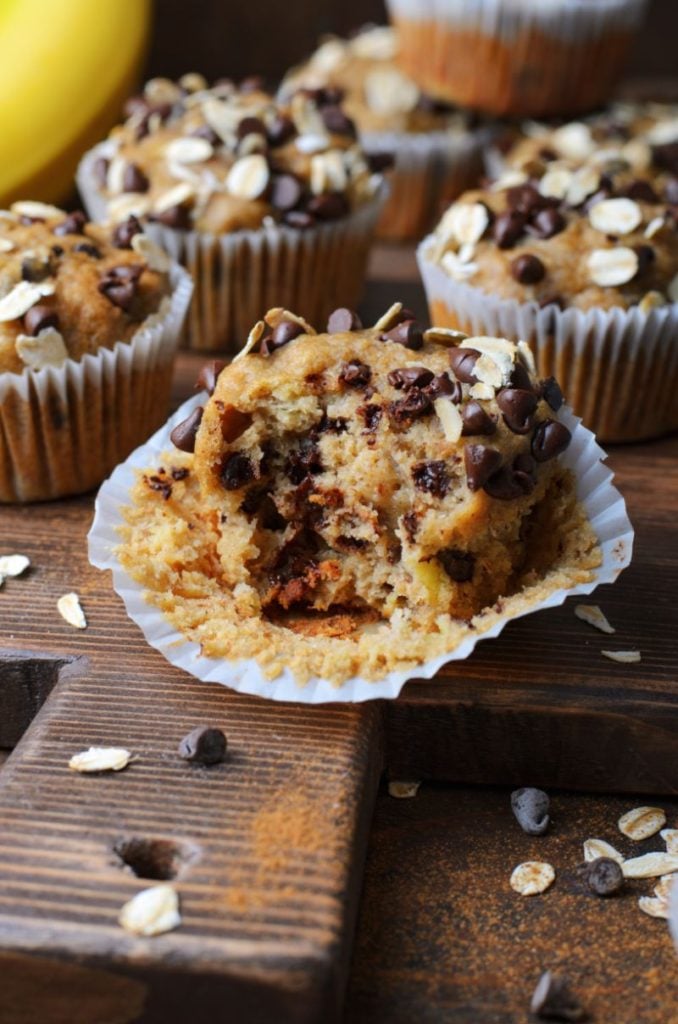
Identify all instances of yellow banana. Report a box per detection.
[0,0,151,206]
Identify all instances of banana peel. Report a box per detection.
[0,0,151,206]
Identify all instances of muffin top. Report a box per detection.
[280,25,473,135]
[0,202,172,374]
[503,103,678,205]
[425,160,678,313]
[90,75,383,235]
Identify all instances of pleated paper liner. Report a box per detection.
[385,0,648,117]
[78,141,385,354]
[88,391,632,704]
[417,237,678,443]
[0,264,192,503]
[361,127,484,241]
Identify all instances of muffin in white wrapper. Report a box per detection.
[418,237,678,443]
[88,388,632,704]
[0,262,192,503]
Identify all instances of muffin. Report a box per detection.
[0,201,191,502]
[418,160,678,441]
[386,0,648,118]
[117,303,600,685]
[77,75,384,353]
[280,25,484,240]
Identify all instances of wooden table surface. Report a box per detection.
[1,244,677,1023]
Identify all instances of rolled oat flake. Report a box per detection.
[511,787,550,835]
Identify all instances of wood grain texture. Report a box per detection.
[347,783,678,1024]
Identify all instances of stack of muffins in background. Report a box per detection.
[1,0,676,507]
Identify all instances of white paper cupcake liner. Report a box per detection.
[78,142,385,354]
[386,0,648,117]
[361,127,484,240]
[418,237,678,442]
[0,264,192,503]
[88,390,633,704]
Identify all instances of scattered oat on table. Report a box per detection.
[574,604,615,634]
[388,780,421,799]
[661,828,678,854]
[0,554,30,578]
[57,591,87,629]
[68,747,132,773]
[618,806,666,841]
[602,649,641,664]
[622,851,678,879]
[510,861,555,896]
[118,884,180,937]
[638,875,675,921]
[583,838,624,865]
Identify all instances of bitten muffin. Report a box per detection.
[386,0,648,118]
[418,162,678,441]
[117,303,600,684]
[280,25,484,238]
[0,200,190,501]
[78,75,384,351]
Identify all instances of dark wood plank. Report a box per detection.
[346,783,678,1024]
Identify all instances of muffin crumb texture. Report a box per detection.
[118,308,600,684]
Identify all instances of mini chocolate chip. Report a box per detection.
[366,151,395,173]
[221,452,254,489]
[484,464,533,500]
[340,359,371,388]
[539,146,557,162]
[540,377,564,411]
[306,192,349,221]
[192,124,220,145]
[380,319,424,351]
[285,439,323,484]
[196,359,226,395]
[509,360,534,392]
[327,307,362,332]
[412,460,449,497]
[493,210,526,248]
[529,207,566,239]
[388,390,432,423]
[270,173,303,211]
[496,388,538,434]
[506,184,544,215]
[633,243,655,274]
[530,972,586,1022]
[53,210,87,236]
[74,242,102,258]
[283,210,315,229]
[123,163,150,193]
[359,403,382,432]
[151,204,192,230]
[583,856,624,897]
[514,452,537,477]
[237,115,266,139]
[625,179,659,203]
[24,304,59,336]
[652,141,678,176]
[511,787,550,835]
[98,264,143,311]
[170,406,203,453]
[93,156,110,189]
[264,317,307,354]
[532,419,572,462]
[402,510,419,541]
[267,113,296,146]
[21,254,54,283]
[178,726,227,765]
[321,105,356,137]
[511,253,545,284]
[113,215,143,249]
[388,366,434,390]
[51,245,64,257]
[171,466,189,481]
[424,372,462,402]
[462,401,497,436]
[438,548,474,582]
[449,347,480,383]
[146,474,172,499]
[464,445,502,491]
